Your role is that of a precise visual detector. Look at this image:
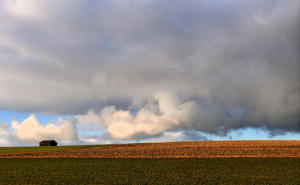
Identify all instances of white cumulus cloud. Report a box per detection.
[11,114,78,144]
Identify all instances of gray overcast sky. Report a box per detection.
[0,0,299,145]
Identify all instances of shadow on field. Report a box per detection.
[0,158,299,185]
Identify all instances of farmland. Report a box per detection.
[0,140,299,158]
[0,158,299,185]
[0,140,299,184]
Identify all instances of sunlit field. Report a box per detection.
[1,141,299,158]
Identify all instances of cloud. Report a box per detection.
[0,0,299,141]
[0,123,10,145]
[1,0,46,20]
[78,91,298,140]
[140,130,208,143]
[11,114,78,144]
[98,92,208,139]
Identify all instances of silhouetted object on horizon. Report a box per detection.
[39,140,57,146]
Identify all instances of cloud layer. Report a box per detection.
[0,0,299,143]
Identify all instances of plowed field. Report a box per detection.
[0,140,299,158]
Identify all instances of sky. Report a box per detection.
[0,0,299,146]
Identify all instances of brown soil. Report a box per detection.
[0,140,299,158]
